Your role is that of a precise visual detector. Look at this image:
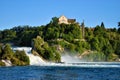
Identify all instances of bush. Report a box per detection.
[0,45,3,59]
[0,61,5,66]
[82,52,106,61]
[11,57,24,66]
[14,50,30,65]
[107,53,119,61]
[67,44,76,52]
[55,51,61,62]
[2,44,14,60]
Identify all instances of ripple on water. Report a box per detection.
[0,66,120,80]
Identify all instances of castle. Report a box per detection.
[58,15,76,24]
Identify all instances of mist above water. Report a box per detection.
[61,54,82,63]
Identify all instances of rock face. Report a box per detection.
[2,60,12,66]
[31,50,40,56]
[56,45,64,52]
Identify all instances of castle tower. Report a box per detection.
[81,21,85,39]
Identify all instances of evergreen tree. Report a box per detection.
[118,22,120,33]
[118,22,120,27]
[101,22,105,28]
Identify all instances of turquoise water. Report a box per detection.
[0,65,120,80]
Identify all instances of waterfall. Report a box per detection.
[27,54,46,65]
[11,47,120,68]
[12,47,46,65]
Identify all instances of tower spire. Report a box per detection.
[81,20,85,39]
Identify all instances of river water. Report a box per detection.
[0,64,120,80]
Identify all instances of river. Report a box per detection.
[0,65,120,80]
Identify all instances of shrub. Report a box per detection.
[11,57,24,66]
[14,50,30,65]
[0,45,3,59]
[0,61,5,66]
[82,51,106,61]
[2,44,14,60]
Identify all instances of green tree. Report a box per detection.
[2,44,14,60]
[50,17,59,25]
[67,44,76,52]
[0,45,3,59]
[115,41,120,55]
[101,22,105,29]
[14,50,30,65]
[118,22,120,27]
[93,25,107,37]
[90,37,100,51]
[0,61,5,66]
[75,41,84,54]
[18,31,35,46]
[85,27,93,39]
[1,29,16,42]
[118,22,120,33]
[102,44,113,61]
[0,31,2,40]
[83,52,105,61]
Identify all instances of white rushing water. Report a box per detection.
[27,54,46,65]
[2,60,12,66]
[12,47,46,65]
[12,47,120,68]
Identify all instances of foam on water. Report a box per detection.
[41,62,120,68]
[67,62,120,68]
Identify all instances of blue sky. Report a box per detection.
[0,0,120,30]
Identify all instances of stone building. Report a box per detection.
[58,15,76,24]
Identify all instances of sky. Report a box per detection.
[0,0,120,30]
